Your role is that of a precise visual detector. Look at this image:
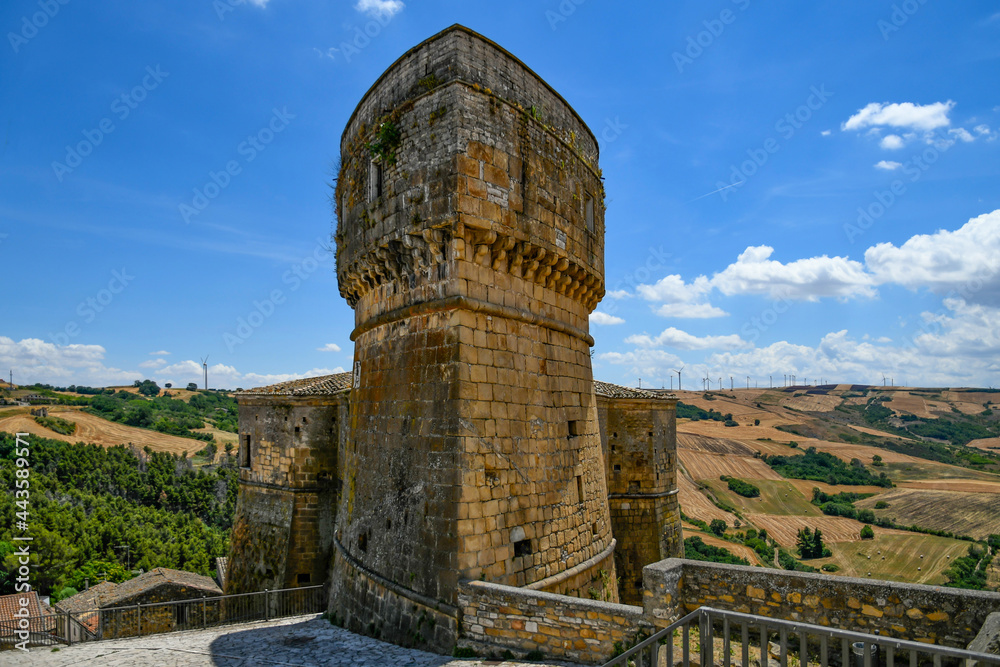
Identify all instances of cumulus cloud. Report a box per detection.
[864,210,1000,305]
[625,328,750,351]
[654,303,729,319]
[606,289,632,299]
[354,0,404,18]
[157,360,346,390]
[317,343,342,352]
[0,338,141,387]
[843,101,955,132]
[875,160,903,170]
[590,312,625,325]
[149,350,170,356]
[636,275,725,318]
[880,134,905,150]
[138,359,167,369]
[711,246,876,301]
[821,130,832,137]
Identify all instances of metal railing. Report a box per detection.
[603,607,1000,667]
[1,586,325,651]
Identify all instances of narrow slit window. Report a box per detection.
[585,195,595,232]
[241,434,251,468]
[576,475,584,504]
[369,160,383,201]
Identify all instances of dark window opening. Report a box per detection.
[648,432,654,437]
[297,573,311,585]
[302,417,307,424]
[585,195,595,232]
[241,434,251,468]
[634,578,643,589]
[592,522,598,535]
[358,532,368,553]
[294,426,301,434]
[386,518,392,530]
[613,464,621,472]
[611,445,617,452]
[612,432,617,439]
[568,420,582,437]
[576,475,584,503]
[514,539,532,558]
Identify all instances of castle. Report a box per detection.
[226,25,682,653]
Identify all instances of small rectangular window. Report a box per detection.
[369,161,383,201]
[241,434,251,469]
[568,420,581,437]
[585,195,595,232]
[297,573,311,585]
[514,539,532,557]
[576,475,584,504]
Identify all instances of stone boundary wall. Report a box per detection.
[644,559,1000,648]
[457,579,645,665]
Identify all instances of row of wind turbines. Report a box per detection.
[636,366,899,392]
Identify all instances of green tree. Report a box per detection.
[709,519,727,536]
[186,383,198,391]
[860,525,875,540]
[135,379,161,397]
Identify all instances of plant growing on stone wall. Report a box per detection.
[369,121,402,165]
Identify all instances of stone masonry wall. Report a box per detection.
[458,579,646,665]
[599,396,682,605]
[644,559,1000,648]
[227,396,345,593]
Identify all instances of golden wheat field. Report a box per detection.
[855,488,1000,539]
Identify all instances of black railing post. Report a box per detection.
[264,590,269,622]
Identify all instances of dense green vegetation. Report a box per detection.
[86,388,238,442]
[684,537,749,566]
[795,527,831,559]
[722,476,760,498]
[34,415,76,435]
[676,402,732,424]
[0,432,236,595]
[762,447,893,487]
[943,544,995,590]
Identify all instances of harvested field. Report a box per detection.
[781,393,843,413]
[898,479,1000,494]
[969,437,1000,451]
[677,433,756,456]
[806,440,922,464]
[682,529,762,566]
[678,419,798,443]
[855,488,1000,539]
[702,479,821,517]
[745,513,906,548]
[678,449,783,481]
[0,408,202,457]
[887,393,939,420]
[677,473,739,525]
[884,461,1000,482]
[784,479,889,498]
[819,533,970,586]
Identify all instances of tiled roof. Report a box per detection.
[0,591,55,632]
[100,568,222,608]
[594,380,675,400]
[237,372,353,397]
[215,557,228,589]
[55,581,119,614]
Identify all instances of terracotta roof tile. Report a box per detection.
[0,591,55,633]
[237,372,353,397]
[593,380,675,400]
[100,568,221,608]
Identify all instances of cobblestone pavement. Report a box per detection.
[4,615,581,666]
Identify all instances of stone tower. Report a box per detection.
[332,25,615,651]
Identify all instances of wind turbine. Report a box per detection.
[201,356,210,390]
[882,373,886,387]
[746,376,750,390]
[672,366,684,391]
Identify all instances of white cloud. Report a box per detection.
[138,359,167,369]
[317,343,342,352]
[949,128,975,143]
[590,312,625,325]
[865,209,1000,305]
[843,101,955,132]
[626,327,750,351]
[654,303,729,319]
[880,134,905,150]
[821,130,832,137]
[875,160,903,170]
[711,246,876,301]
[606,289,632,299]
[0,338,141,387]
[157,360,346,390]
[974,124,997,141]
[247,0,269,6]
[149,350,170,356]
[596,349,683,387]
[354,0,404,18]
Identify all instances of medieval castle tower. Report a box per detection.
[226,25,682,653]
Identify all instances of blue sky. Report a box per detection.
[1,1,999,390]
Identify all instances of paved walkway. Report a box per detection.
[6,615,580,666]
